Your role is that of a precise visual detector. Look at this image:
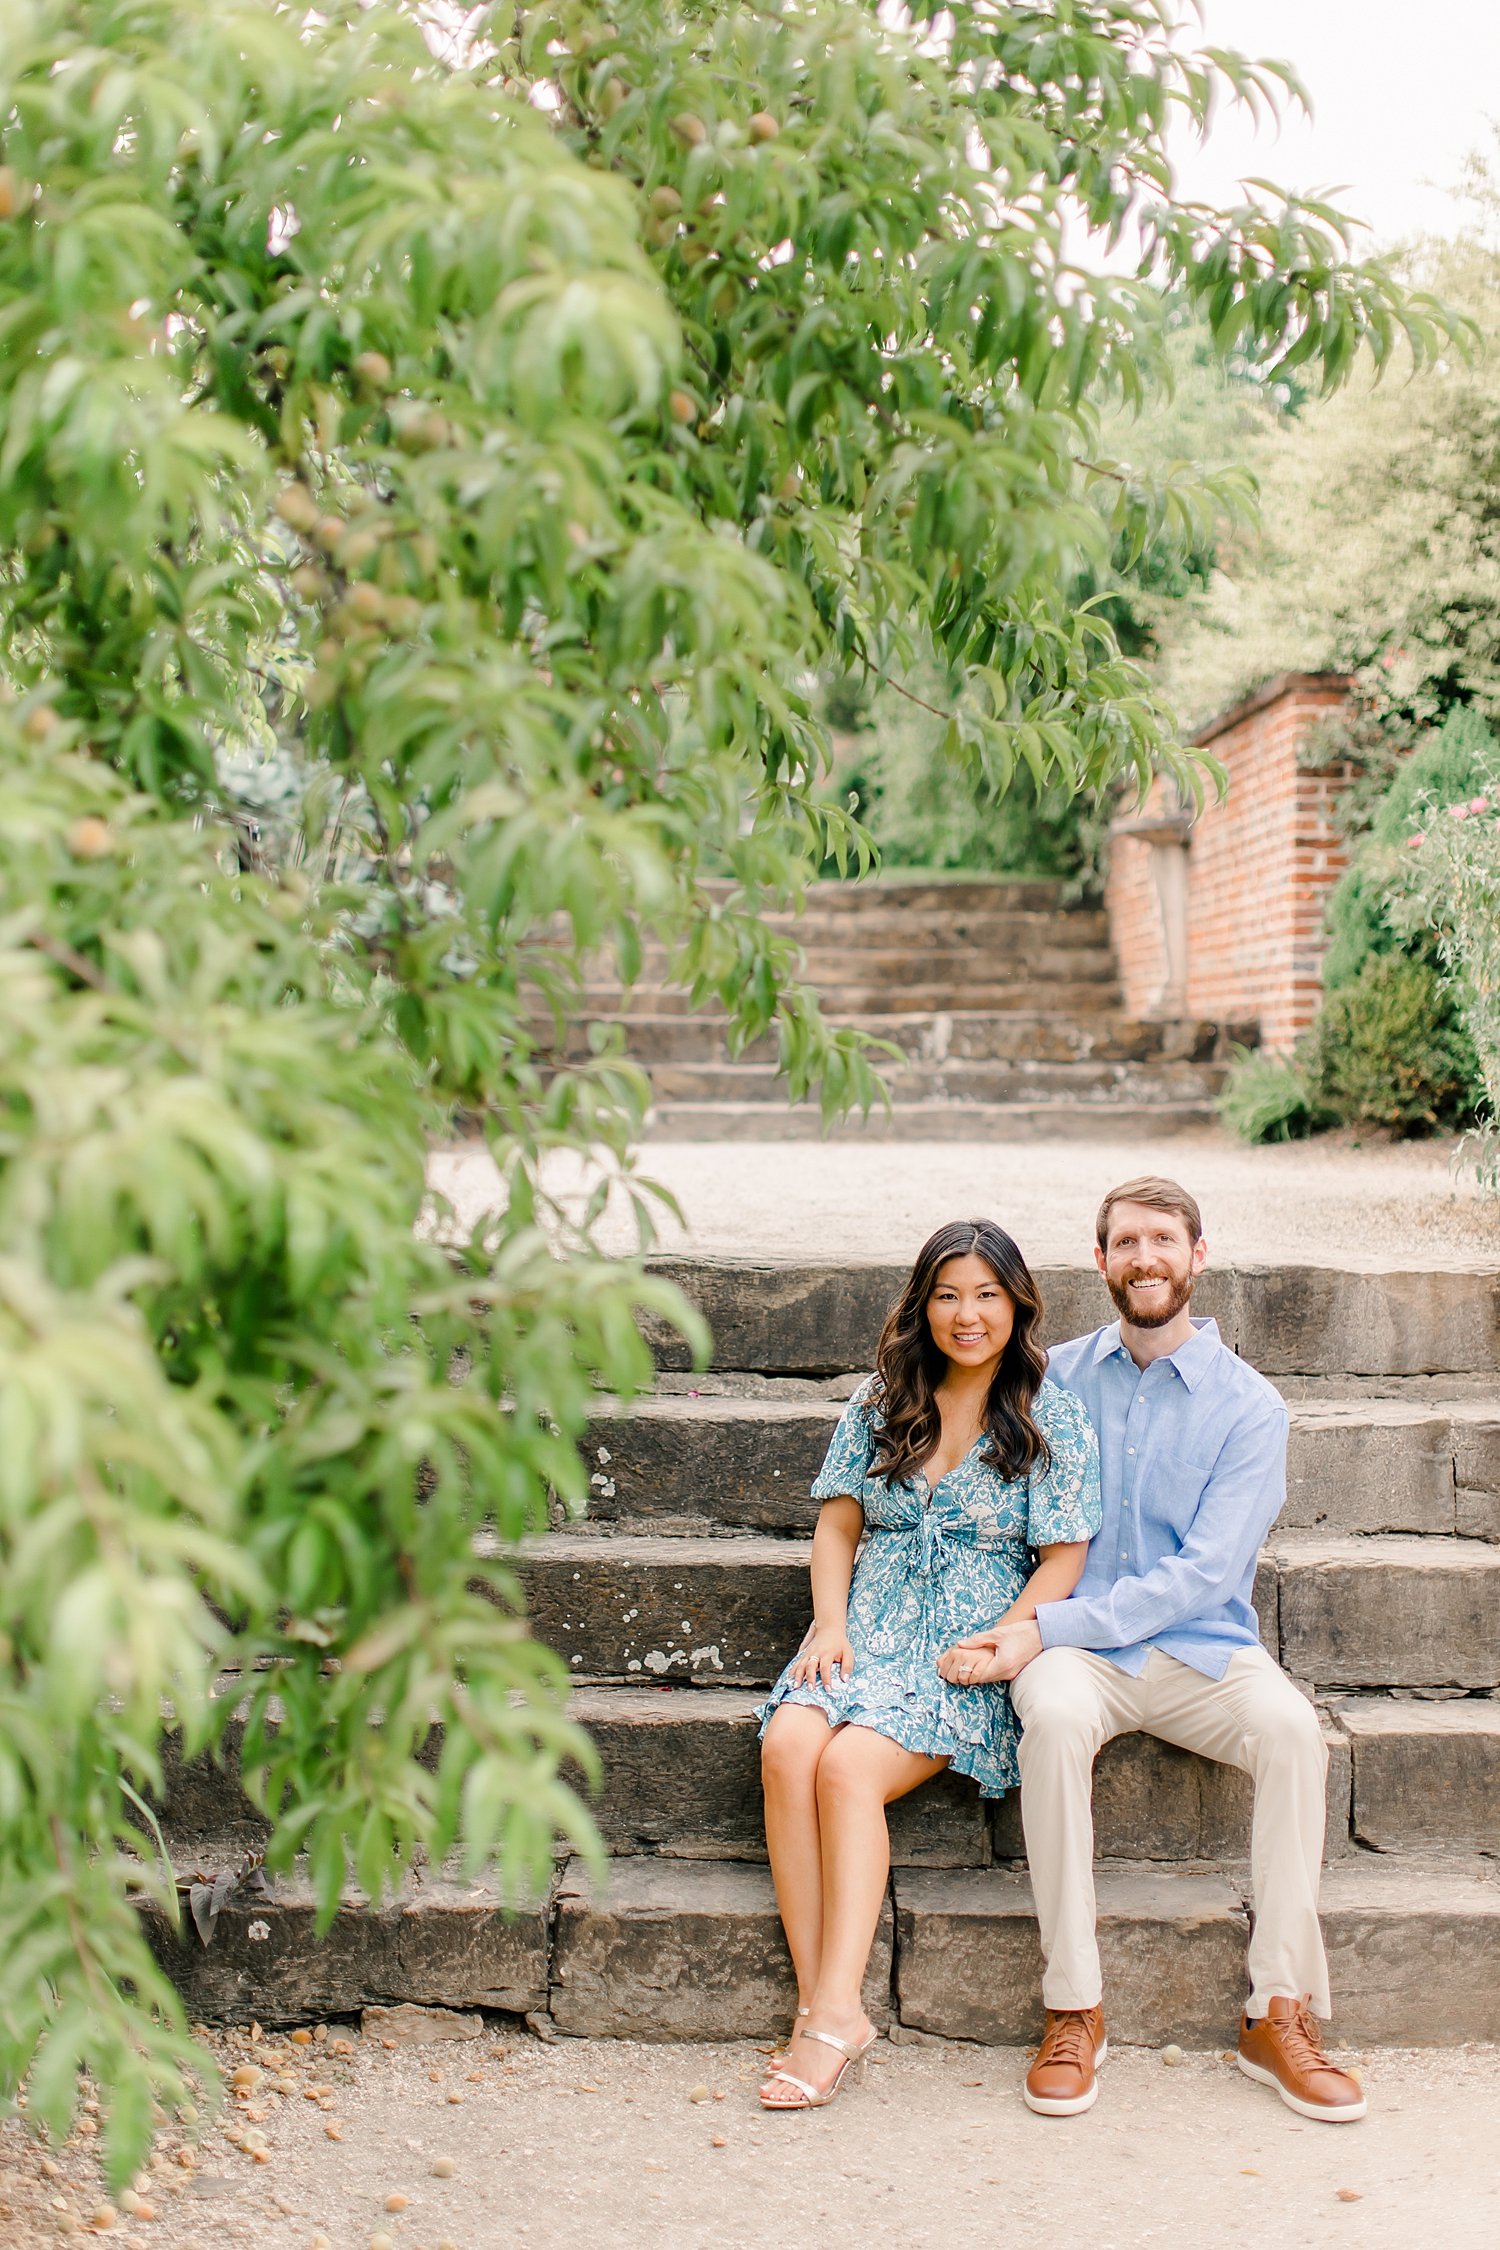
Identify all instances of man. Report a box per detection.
[943,1176,1364,2125]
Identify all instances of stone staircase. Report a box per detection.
[150,1258,1500,2048]
[550,876,1249,1140]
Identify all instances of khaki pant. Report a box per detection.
[1010,1642,1331,2019]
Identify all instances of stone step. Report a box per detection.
[766,877,1066,914]
[642,1099,1218,1142]
[512,1530,1500,1694]
[750,907,1111,948]
[537,1011,1233,1067]
[651,945,1120,989]
[641,1059,1228,1106]
[625,908,1110,951]
[1332,1694,1500,1854]
[579,1393,1500,1540]
[561,1690,1352,1869]
[1271,1534,1500,1690]
[639,1259,1500,1380]
[549,1855,899,2039]
[568,979,1123,1017]
[153,1686,1358,1871]
[141,1866,552,2029]
[160,1685,1500,1873]
[516,1531,802,1688]
[892,1857,1500,2048]
[146,1848,1500,2044]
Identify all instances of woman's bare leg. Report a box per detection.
[770,1727,946,2100]
[761,1705,841,2008]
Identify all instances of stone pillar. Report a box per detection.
[1110,803,1193,1019]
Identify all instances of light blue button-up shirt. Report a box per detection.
[1036,1315,1288,1679]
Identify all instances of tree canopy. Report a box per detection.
[0,0,1461,2179]
[1147,159,1500,735]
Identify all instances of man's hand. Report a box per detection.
[937,1618,1044,1685]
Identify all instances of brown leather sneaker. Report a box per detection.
[1023,2005,1108,2116]
[1237,1996,1367,2122]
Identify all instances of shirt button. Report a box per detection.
[1127,1446,1136,1455]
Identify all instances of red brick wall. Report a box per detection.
[1107,674,1355,1051]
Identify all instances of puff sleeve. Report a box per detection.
[810,1375,879,1501]
[1025,1381,1102,1547]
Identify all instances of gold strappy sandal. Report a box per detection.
[768,2006,810,2065]
[759,2023,879,2111]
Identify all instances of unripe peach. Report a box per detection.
[670,112,706,147]
[649,185,682,217]
[352,350,392,387]
[747,111,780,143]
[337,525,382,570]
[274,486,321,533]
[66,816,111,859]
[347,582,386,623]
[668,389,697,423]
[598,77,626,118]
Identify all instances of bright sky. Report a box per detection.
[1169,0,1500,247]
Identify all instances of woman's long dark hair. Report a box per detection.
[869,1219,1049,1486]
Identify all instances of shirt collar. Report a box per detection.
[1091,1314,1222,1390]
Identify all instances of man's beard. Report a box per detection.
[1107,1265,1196,1330]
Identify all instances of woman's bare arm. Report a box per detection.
[787,1494,864,1688]
[999,1538,1090,1621]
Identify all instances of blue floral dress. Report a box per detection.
[757,1376,1101,1796]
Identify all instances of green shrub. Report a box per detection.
[1322,707,1500,988]
[1218,1047,1326,1144]
[1306,955,1483,1131]
[1404,793,1500,1139]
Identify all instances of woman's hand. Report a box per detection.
[789,1626,855,1689]
[937,1619,1043,1685]
[936,1637,1009,1687]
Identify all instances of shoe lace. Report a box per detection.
[1040,2011,1095,2071]
[1278,2001,1334,2073]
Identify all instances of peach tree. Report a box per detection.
[0,0,1458,2177]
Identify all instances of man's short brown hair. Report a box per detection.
[1096,1176,1203,1252]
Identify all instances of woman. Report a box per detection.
[757,1218,1101,2111]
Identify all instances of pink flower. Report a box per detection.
[1448,803,1469,820]
[1408,832,1426,848]
[1471,796,1490,814]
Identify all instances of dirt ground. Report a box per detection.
[433,1128,1500,1272]
[4,2026,1497,2250]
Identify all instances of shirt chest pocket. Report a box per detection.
[1155,1452,1219,1539]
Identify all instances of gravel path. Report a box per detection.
[434,1127,1500,1271]
[4,2027,1497,2250]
